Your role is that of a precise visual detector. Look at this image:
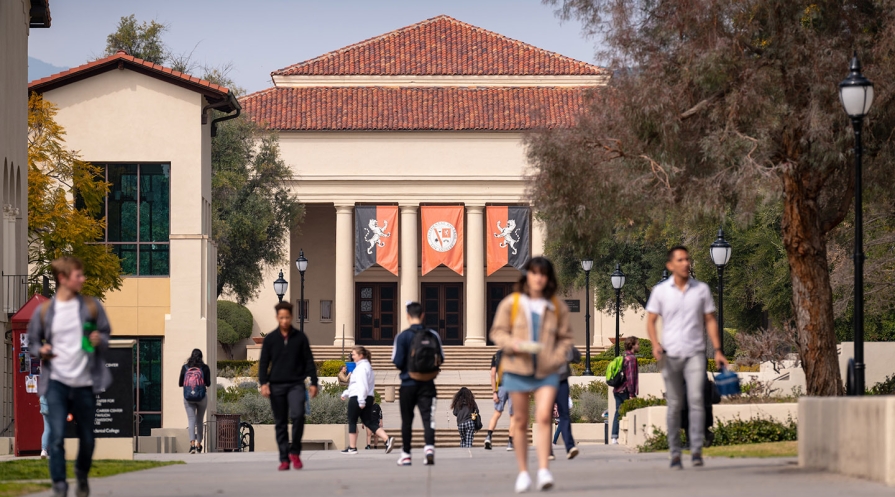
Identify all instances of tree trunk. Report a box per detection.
[781,171,844,396]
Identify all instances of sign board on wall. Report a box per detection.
[565,300,581,313]
[65,341,135,439]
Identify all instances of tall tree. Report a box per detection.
[28,94,122,298]
[104,15,168,63]
[531,0,895,395]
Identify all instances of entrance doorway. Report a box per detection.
[487,282,516,345]
[421,282,463,345]
[355,283,398,345]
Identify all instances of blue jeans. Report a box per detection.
[41,414,50,451]
[47,380,96,484]
[612,390,630,438]
[552,380,575,451]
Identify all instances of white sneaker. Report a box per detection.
[611,438,619,445]
[536,468,554,491]
[515,471,532,493]
[40,449,48,459]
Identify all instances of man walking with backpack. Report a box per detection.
[391,302,444,466]
[610,337,639,444]
[28,256,112,497]
[646,246,727,469]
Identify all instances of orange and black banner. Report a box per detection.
[487,206,531,275]
[421,206,464,275]
[355,206,399,276]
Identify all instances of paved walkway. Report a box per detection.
[23,444,892,496]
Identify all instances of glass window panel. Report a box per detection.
[381,314,393,326]
[360,288,373,299]
[139,244,169,276]
[425,287,438,299]
[360,313,373,325]
[380,286,394,299]
[138,413,161,437]
[139,164,170,242]
[107,164,138,242]
[360,327,373,339]
[447,314,459,325]
[381,301,393,313]
[320,300,333,321]
[446,301,459,313]
[361,301,373,312]
[113,245,138,275]
[138,339,162,412]
[381,327,394,340]
[447,327,460,339]
[446,286,460,299]
[424,315,438,327]
[425,301,438,313]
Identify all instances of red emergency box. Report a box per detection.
[11,294,49,456]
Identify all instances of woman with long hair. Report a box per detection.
[178,348,211,454]
[490,257,574,493]
[451,387,479,449]
[340,346,395,454]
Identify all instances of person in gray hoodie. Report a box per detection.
[28,256,112,497]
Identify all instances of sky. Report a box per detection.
[28,0,601,94]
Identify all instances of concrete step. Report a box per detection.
[377,385,494,400]
[386,428,525,449]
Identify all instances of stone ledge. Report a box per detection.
[799,397,895,486]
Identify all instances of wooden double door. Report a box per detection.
[486,282,515,345]
[356,283,398,345]
[422,282,464,345]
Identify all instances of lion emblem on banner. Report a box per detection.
[364,219,391,254]
[494,219,520,255]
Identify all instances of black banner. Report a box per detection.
[355,206,377,275]
[507,206,531,271]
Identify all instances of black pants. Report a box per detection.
[347,395,377,434]
[269,382,306,462]
[399,382,436,454]
[47,380,95,484]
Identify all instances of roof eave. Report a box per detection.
[29,0,51,28]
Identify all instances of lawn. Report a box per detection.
[0,459,182,497]
[702,441,798,458]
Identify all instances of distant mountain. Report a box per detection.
[28,56,67,82]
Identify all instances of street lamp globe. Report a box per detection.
[273,270,288,302]
[581,259,593,272]
[710,227,732,268]
[296,250,309,274]
[610,264,626,290]
[839,53,874,118]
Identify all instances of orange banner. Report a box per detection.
[421,206,464,275]
[487,206,509,275]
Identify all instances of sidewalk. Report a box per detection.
[23,444,893,496]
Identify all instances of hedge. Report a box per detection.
[637,415,798,452]
[317,360,346,377]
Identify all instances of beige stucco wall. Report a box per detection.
[42,68,218,430]
[103,278,171,336]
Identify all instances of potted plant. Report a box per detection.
[252,332,266,345]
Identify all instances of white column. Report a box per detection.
[465,205,486,346]
[334,204,355,346]
[399,204,419,331]
[532,216,547,257]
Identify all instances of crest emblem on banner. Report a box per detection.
[494,219,520,255]
[365,219,391,254]
[421,206,465,275]
[427,221,458,252]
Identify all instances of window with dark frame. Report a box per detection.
[296,299,309,323]
[320,300,333,322]
[93,164,171,276]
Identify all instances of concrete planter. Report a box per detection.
[252,423,348,451]
[571,423,605,443]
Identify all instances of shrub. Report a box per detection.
[571,391,608,423]
[217,389,274,424]
[868,374,895,395]
[570,380,608,400]
[217,360,256,378]
[317,360,345,377]
[217,301,254,358]
[306,392,347,424]
[618,395,666,418]
[638,426,670,452]
[636,416,798,452]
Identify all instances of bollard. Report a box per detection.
[602,410,609,445]
[385,385,395,403]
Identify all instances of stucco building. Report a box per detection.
[1,0,51,439]
[241,15,646,351]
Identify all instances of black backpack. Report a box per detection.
[407,328,443,381]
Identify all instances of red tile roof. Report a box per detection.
[29,51,236,109]
[240,86,591,131]
[273,15,605,77]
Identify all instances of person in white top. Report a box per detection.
[646,246,727,470]
[340,346,395,454]
[28,256,112,497]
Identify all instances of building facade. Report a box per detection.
[1,0,50,440]
[242,15,647,350]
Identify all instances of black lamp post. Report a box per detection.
[295,249,308,335]
[581,259,594,376]
[710,227,732,355]
[659,269,669,284]
[610,264,626,357]
[840,52,874,396]
[273,270,288,303]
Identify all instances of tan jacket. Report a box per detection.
[489,292,574,379]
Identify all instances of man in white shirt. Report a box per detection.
[28,257,112,497]
[646,246,727,470]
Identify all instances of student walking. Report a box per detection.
[28,256,113,497]
[451,387,478,448]
[337,364,351,387]
[340,346,395,454]
[490,257,574,493]
[552,346,581,458]
[179,349,211,454]
[391,302,444,466]
[611,337,640,444]
[484,349,515,451]
[259,301,319,471]
[646,246,727,469]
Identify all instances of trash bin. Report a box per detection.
[385,386,395,403]
[215,414,241,452]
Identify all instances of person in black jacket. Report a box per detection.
[259,301,319,471]
[178,349,211,453]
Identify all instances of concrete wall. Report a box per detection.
[800,397,895,486]
[104,278,171,336]
[840,342,895,388]
[43,68,218,430]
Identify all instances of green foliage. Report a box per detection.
[569,380,608,400]
[637,426,670,453]
[618,395,666,418]
[867,375,895,396]
[216,386,273,424]
[104,15,168,63]
[306,392,348,425]
[27,94,121,299]
[571,391,608,423]
[637,416,798,452]
[216,360,255,378]
[217,301,253,358]
[316,360,345,377]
